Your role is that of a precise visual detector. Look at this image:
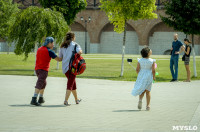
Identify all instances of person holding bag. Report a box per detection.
[182,38,192,82]
[59,32,83,106]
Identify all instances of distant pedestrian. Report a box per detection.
[132,47,156,111]
[170,33,185,82]
[182,38,192,82]
[30,37,62,106]
[59,32,82,106]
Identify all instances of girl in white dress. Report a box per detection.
[132,47,156,111]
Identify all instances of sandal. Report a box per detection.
[64,101,70,106]
[76,99,82,104]
[146,106,150,111]
[138,101,142,110]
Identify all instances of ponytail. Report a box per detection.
[60,32,75,48]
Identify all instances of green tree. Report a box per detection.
[0,0,19,53]
[38,0,87,70]
[100,0,158,76]
[38,0,87,25]
[9,6,69,59]
[161,0,200,77]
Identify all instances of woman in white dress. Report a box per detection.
[132,47,156,111]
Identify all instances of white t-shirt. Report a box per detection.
[59,41,81,74]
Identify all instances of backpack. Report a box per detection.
[69,44,86,75]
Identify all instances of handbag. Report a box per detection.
[182,55,185,61]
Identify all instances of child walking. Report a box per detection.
[30,37,62,106]
[132,47,156,111]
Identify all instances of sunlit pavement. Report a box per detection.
[0,75,200,132]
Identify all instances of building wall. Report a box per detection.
[98,23,139,54]
[74,9,200,55]
[73,31,90,54]
[149,32,186,55]
[0,42,15,52]
[100,31,139,54]
[70,22,90,54]
[1,1,200,55]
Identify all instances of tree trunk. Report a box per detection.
[192,34,197,77]
[56,46,60,70]
[34,43,38,76]
[7,46,9,54]
[120,20,127,77]
[7,42,10,54]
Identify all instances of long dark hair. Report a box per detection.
[184,38,191,43]
[60,32,75,48]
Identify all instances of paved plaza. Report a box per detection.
[0,75,200,132]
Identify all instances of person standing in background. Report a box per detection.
[182,38,192,82]
[170,34,185,82]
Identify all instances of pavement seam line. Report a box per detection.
[186,103,200,132]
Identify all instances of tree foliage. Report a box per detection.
[161,0,200,77]
[100,0,158,33]
[0,0,19,40]
[160,0,200,35]
[100,0,158,76]
[9,6,69,58]
[38,0,87,25]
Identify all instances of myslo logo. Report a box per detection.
[172,126,198,131]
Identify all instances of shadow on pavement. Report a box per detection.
[78,76,118,80]
[9,104,66,107]
[41,105,66,107]
[10,104,31,107]
[113,110,142,112]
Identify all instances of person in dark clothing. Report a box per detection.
[170,33,185,82]
[183,38,192,82]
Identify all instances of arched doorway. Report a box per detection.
[99,23,139,54]
[148,22,186,55]
[70,22,90,53]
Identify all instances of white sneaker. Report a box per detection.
[146,106,150,111]
[138,101,142,110]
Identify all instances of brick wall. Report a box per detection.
[1,1,200,55]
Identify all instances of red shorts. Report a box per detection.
[35,69,48,89]
[65,70,77,90]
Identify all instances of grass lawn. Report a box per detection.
[0,53,200,82]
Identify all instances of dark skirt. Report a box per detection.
[184,56,190,65]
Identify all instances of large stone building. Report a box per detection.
[1,0,200,55]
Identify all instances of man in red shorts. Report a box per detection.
[30,37,61,106]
